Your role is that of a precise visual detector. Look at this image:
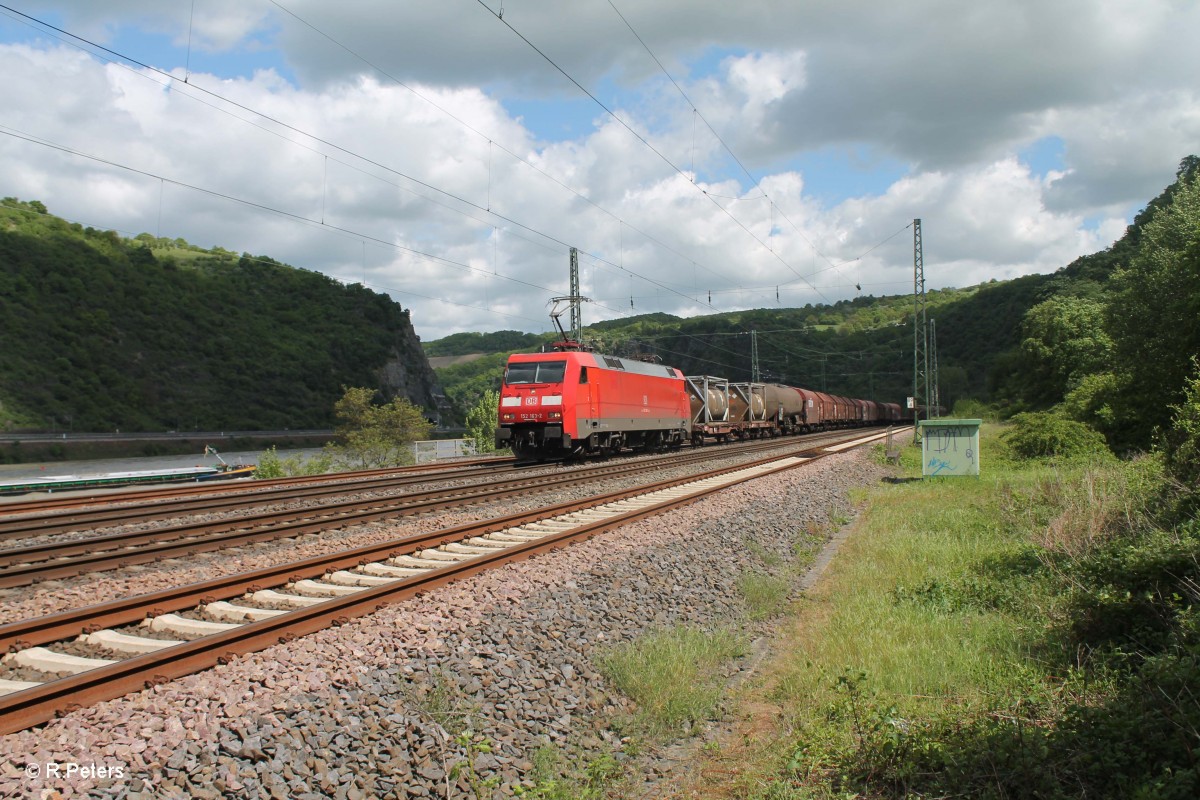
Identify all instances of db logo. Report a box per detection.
[524,397,538,406]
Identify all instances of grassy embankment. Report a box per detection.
[688,425,1198,799]
[500,423,1197,799]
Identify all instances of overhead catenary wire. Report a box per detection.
[473,0,831,302]
[0,126,557,310]
[266,0,738,299]
[1,3,917,345]
[0,184,549,329]
[605,0,914,288]
[0,4,721,321]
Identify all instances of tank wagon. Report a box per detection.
[497,345,906,460]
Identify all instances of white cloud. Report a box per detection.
[1,1,1197,341]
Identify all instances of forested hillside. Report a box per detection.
[998,155,1200,451]
[0,199,443,432]
[430,279,1056,420]
[432,155,1200,448]
[432,157,1200,448]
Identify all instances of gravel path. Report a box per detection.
[0,448,889,799]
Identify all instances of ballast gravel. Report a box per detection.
[0,447,890,799]
[0,447,787,625]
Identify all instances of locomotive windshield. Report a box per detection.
[505,360,567,385]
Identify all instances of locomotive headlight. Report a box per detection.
[549,411,562,419]
[502,413,515,421]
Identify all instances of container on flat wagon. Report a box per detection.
[685,376,730,424]
[729,382,768,422]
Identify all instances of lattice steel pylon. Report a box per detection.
[912,219,929,440]
[930,317,941,418]
[569,247,582,343]
[750,329,760,383]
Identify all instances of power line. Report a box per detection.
[0,126,558,298]
[606,1,919,290]
[474,0,831,302]
[0,3,722,321]
[1,193,549,327]
[266,0,738,303]
[3,3,917,344]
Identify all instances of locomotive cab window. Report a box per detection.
[505,360,567,385]
[579,367,588,384]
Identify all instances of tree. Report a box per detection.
[1018,296,1113,406]
[324,387,433,469]
[1162,358,1200,516]
[465,389,500,454]
[1107,162,1200,447]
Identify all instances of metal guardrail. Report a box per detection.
[1,430,333,443]
[412,439,477,463]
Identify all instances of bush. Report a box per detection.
[325,387,433,469]
[1161,359,1200,516]
[254,446,334,479]
[1061,371,1121,432]
[1066,523,1200,657]
[949,398,1001,421]
[1001,412,1112,460]
[465,389,500,454]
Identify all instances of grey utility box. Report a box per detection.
[917,419,981,477]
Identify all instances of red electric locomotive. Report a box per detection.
[495,350,690,460]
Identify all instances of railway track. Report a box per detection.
[0,428,902,735]
[0,460,526,542]
[0,433,851,589]
[0,455,514,516]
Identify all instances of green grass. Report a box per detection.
[598,625,747,738]
[514,745,622,799]
[738,572,792,620]
[745,539,784,568]
[744,431,1064,795]
[726,426,1200,799]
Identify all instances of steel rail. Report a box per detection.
[0,461,520,536]
[0,436,823,588]
[0,432,888,735]
[0,461,524,540]
[0,456,515,516]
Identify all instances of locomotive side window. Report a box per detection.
[579,367,588,384]
[505,360,566,385]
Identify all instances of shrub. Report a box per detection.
[949,398,1001,421]
[254,446,334,479]
[1061,371,1121,431]
[1161,359,1200,516]
[465,389,500,454]
[1001,411,1112,461]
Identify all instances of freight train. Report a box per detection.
[495,347,903,460]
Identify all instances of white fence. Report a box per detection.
[412,438,478,463]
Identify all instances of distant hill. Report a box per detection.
[428,155,1200,424]
[422,330,549,357]
[426,277,1060,422]
[0,198,444,433]
[428,353,488,369]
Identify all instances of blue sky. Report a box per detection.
[1,1,1196,340]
